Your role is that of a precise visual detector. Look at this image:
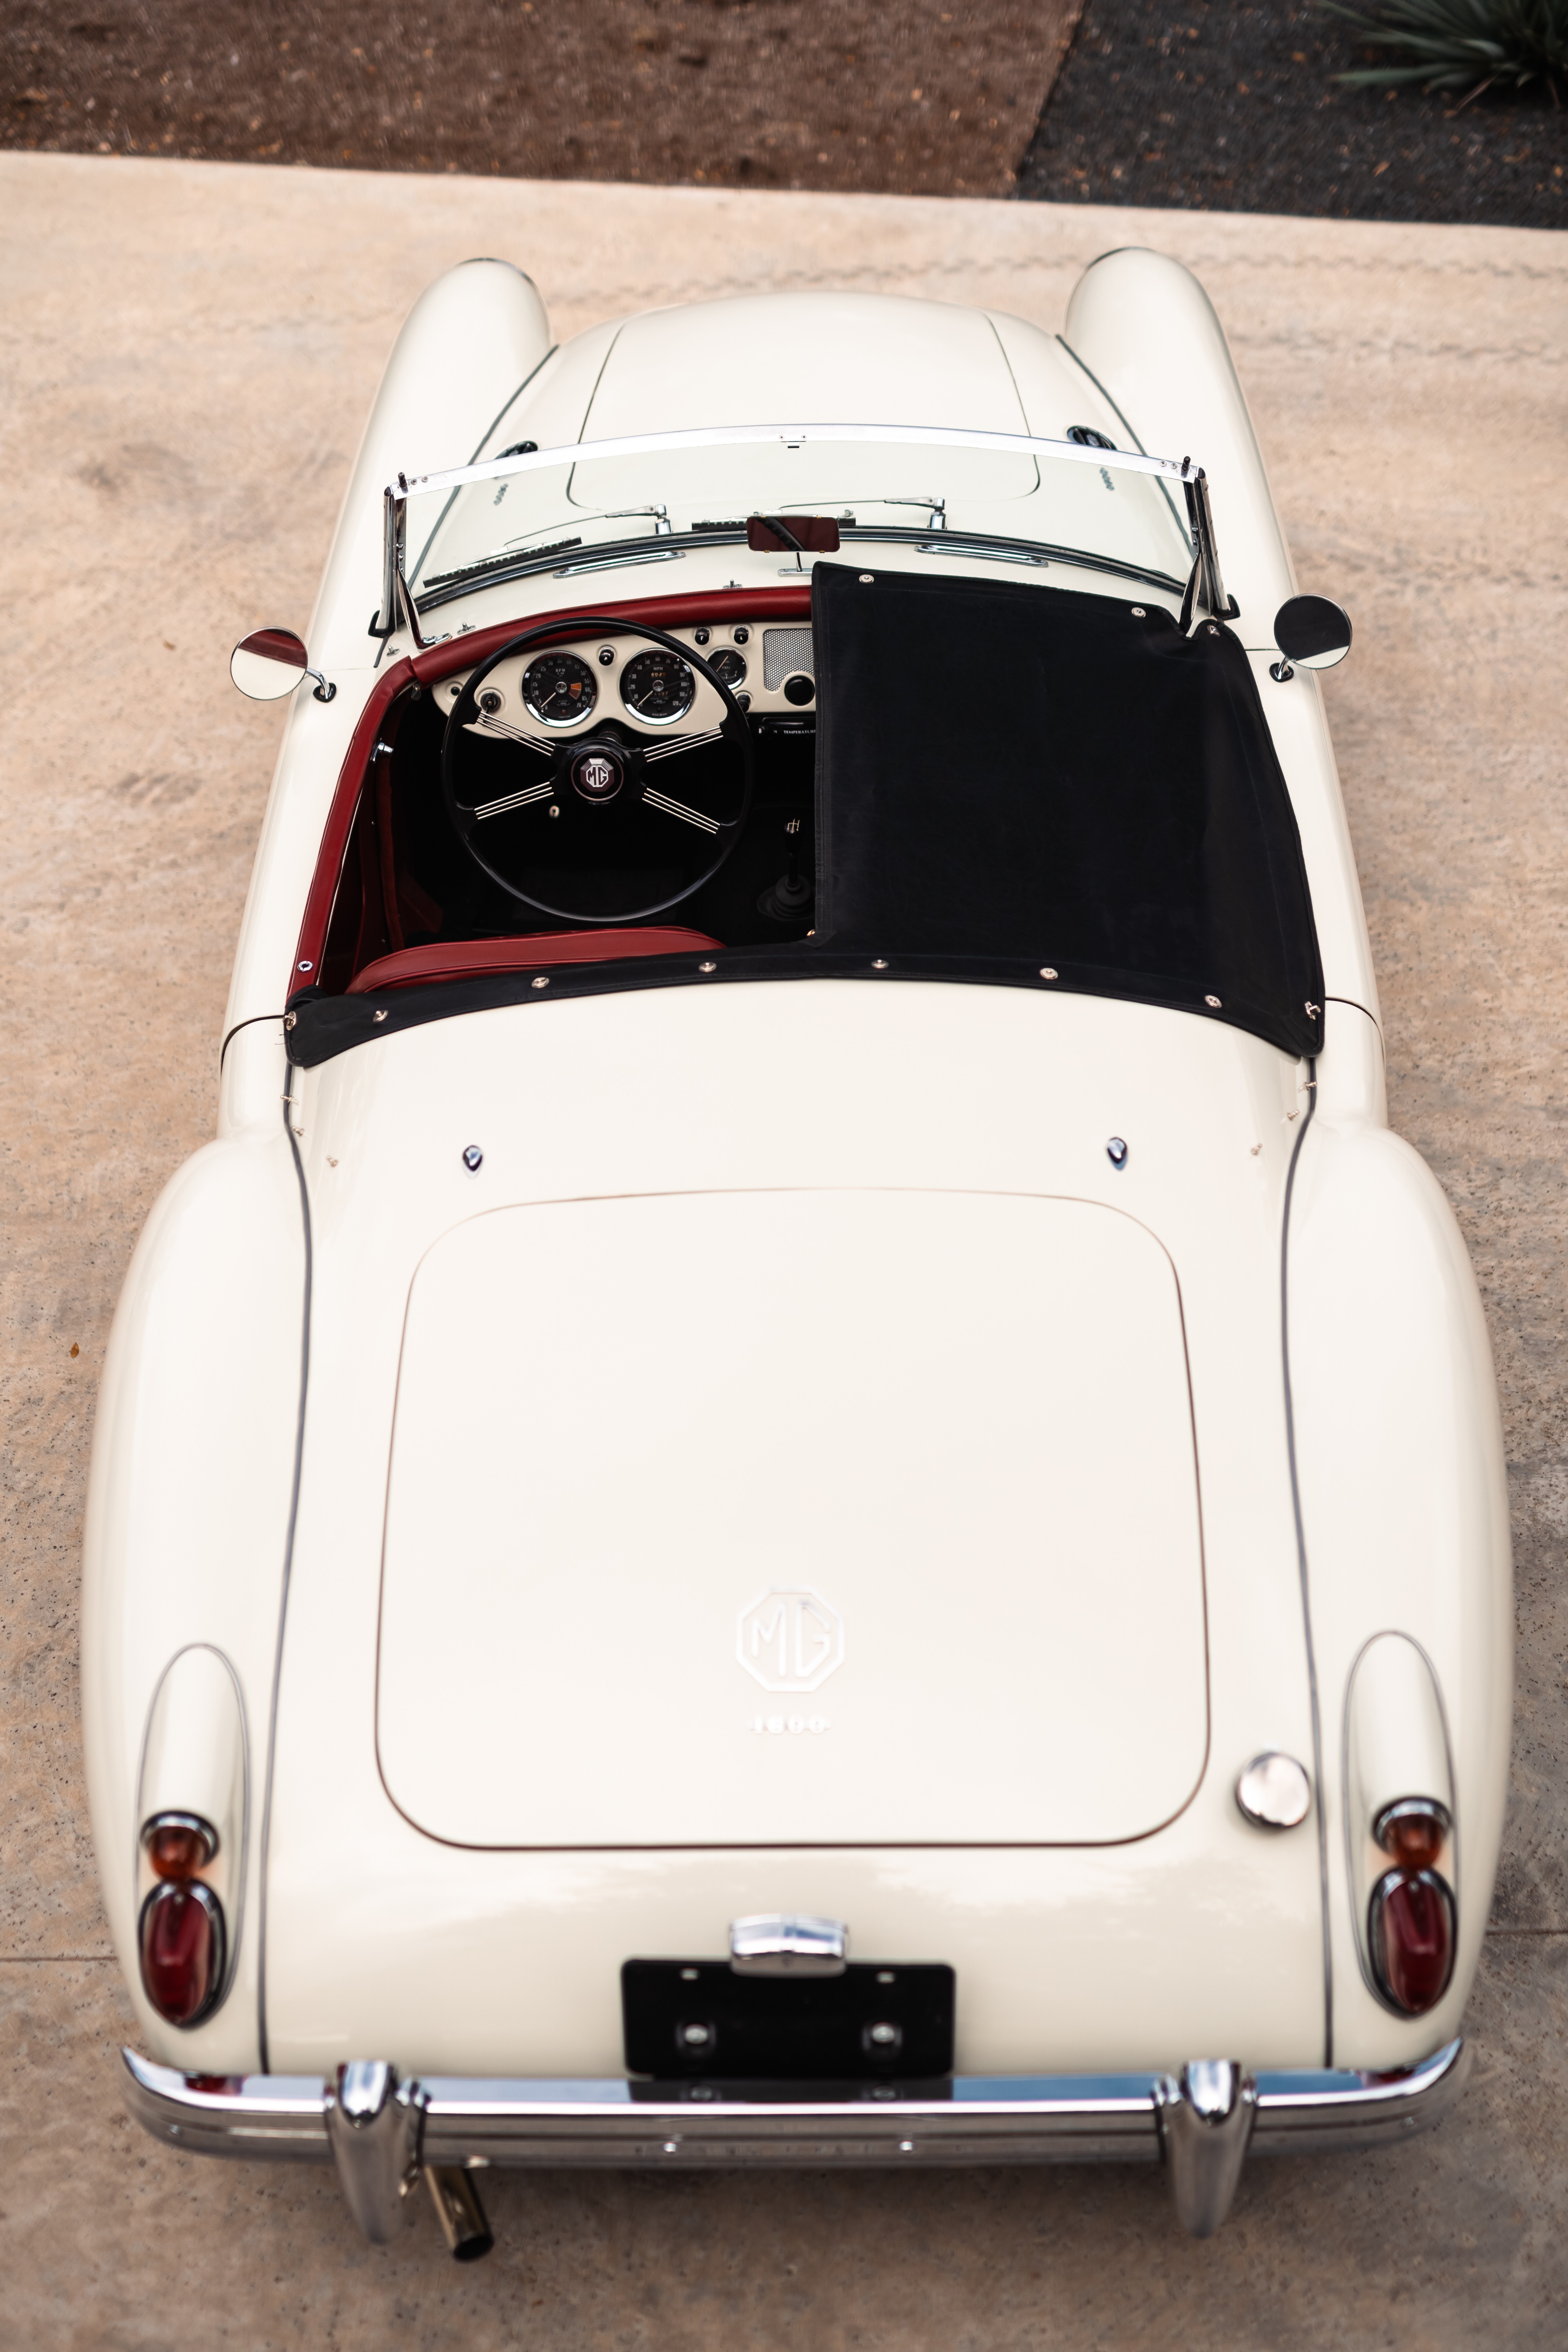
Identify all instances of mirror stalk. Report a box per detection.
[230,628,334,703]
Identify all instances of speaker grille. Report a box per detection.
[763,626,815,692]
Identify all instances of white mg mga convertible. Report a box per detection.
[84,248,1511,2256]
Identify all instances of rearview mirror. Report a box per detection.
[231,629,309,700]
[230,628,335,703]
[746,515,842,555]
[1270,595,1352,681]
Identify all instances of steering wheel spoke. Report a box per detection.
[473,778,557,822]
[642,726,727,765]
[642,786,723,835]
[474,713,555,754]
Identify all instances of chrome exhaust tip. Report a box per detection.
[425,2164,495,2262]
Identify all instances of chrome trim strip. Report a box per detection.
[122,2038,1468,2169]
[553,548,686,580]
[915,538,1051,570]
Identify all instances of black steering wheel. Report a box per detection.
[441,616,754,925]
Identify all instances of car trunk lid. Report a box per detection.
[376,1187,1208,1849]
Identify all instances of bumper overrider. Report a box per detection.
[122,2038,1471,2253]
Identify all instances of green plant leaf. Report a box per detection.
[1318,0,1568,91]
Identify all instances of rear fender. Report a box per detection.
[1288,1114,1512,2067]
[83,1128,305,2071]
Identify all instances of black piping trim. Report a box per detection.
[286,955,1325,1070]
[218,1013,287,1068]
[1324,992,1383,1040]
[1280,1054,1332,2064]
[256,1069,313,2073]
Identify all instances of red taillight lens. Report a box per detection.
[138,1880,226,2027]
[1369,1868,1455,2015]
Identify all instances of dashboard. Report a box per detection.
[433,618,818,740]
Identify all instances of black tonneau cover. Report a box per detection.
[811,561,1323,1060]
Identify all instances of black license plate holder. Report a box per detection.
[622,1958,955,2081]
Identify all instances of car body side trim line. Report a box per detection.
[1280,1053,1332,2063]
[122,2038,1468,2168]
[255,1073,313,2073]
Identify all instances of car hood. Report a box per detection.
[576,291,1034,441]
[376,1183,1208,1849]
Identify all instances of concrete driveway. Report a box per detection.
[2,152,1566,2346]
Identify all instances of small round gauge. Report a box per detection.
[522,652,598,727]
[706,646,747,690]
[620,647,695,725]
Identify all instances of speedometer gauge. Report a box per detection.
[620,648,695,724]
[522,653,597,726]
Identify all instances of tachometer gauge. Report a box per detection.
[522,652,597,726]
[706,647,747,689]
[621,648,695,724]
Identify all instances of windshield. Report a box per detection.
[398,427,1196,618]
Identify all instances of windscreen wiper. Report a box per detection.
[840,524,1187,598]
[414,531,720,615]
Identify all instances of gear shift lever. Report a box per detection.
[758,815,813,922]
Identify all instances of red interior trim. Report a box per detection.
[290,584,813,996]
[347,928,723,995]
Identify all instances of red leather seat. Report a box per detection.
[347,928,723,995]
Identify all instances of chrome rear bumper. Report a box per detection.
[122,2036,1469,2171]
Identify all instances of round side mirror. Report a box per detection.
[231,628,310,701]
[1272,595,1352,673]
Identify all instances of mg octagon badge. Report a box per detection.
[737,1588,845,1692]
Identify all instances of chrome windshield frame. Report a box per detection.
[376,423,1227,644]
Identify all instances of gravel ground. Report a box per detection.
[1016,0,1568,225]
[0,0,1074,197]
[2,9,1562,269]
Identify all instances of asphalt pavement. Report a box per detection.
[2,153,1566,2347]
